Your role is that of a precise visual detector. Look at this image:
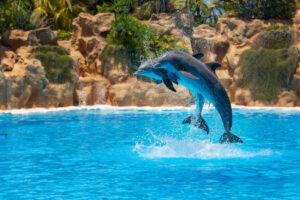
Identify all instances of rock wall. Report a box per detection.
[0,46,74,109]
[190,12,300,107]
[0,11,300,109]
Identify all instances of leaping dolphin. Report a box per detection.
[136,51,243,144]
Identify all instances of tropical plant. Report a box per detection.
[34,45,74,84]
[57,29,72,40]
[72,0,98,13]
[106,15,188,68]
[172,0,224,27]
[0,0,34,34]
[31,0,84,30]
[97,0,138,15]
[220,0,296,20]
[239,48,298,102]
[253,28,294,50]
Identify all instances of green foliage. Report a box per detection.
[0,0,35,34]
[97,0,138,15]
[172,0,223,27]
[221,0,296,20]
[106,15,188,68]
[31,0,84,30]
[58,30,72,40]
[186,0,223,27]
[253,29,294,49]
[239,48,298,102]
[34,45,73,84]
[265,24,292,32]
[134,2,152,20]
[72,0,98,13]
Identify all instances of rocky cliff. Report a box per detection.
[0,11,299,109]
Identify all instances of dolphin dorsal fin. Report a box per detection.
[206,62,221,73]
[193,53,204,60]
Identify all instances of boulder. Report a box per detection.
[72,12,115,39]
[192,24,229,62]
[143,12,193,53]
[71,12,115,76]
[108,78,192,106]
[233,67,244,87]
[2,28,58,51]
[38,83,74,108]
[75,76,110,105]
[276,91,298,107]
[0,45,17,72]
[2,30,28,51]
[216,17,248,46]
[0,70,7,109]
[100,45,131,84]
[234,89,252,106]
[244,20,264,38]
[292,66,300,98]
[28,28,58,46]
[216,69,232,89]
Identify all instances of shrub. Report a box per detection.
[33,45,73,84]
[57,30,72,40]
[134,2,152,20]
[97,0,138,15]
[172,0,224,27]
[31,0,84,31]
[265,24,292,32]
[106,15,188,68]
[252,29,294,49]
[221,0,296,20]
[239,48,298,102]
[0,0,34,35]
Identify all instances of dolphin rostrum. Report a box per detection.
[137,50,243,144]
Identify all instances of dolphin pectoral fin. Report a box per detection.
[193,53,204,60]
[219,132,243,144]
[182,116,193,124]
[154,79,162,84]
[163,78,176,92]
[169,73,178,85]
[179,71,199,80]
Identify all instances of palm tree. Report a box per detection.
[31,0,84,30]
[173,0,223,26]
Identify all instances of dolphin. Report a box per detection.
[134,53,205,92]
[135,52,211,134]
[140,50,243,144]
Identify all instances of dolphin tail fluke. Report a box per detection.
[219,132,243,144]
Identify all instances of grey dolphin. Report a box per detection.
[143,50,243,144]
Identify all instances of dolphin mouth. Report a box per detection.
[134,70,145,76]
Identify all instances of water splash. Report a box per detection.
[133,135,274,159]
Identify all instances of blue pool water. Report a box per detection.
[0,106,299,199]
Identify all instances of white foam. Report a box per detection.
[133,137,274,159]
[0,104,299,115]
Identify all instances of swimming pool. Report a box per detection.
[0,106,299,199]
